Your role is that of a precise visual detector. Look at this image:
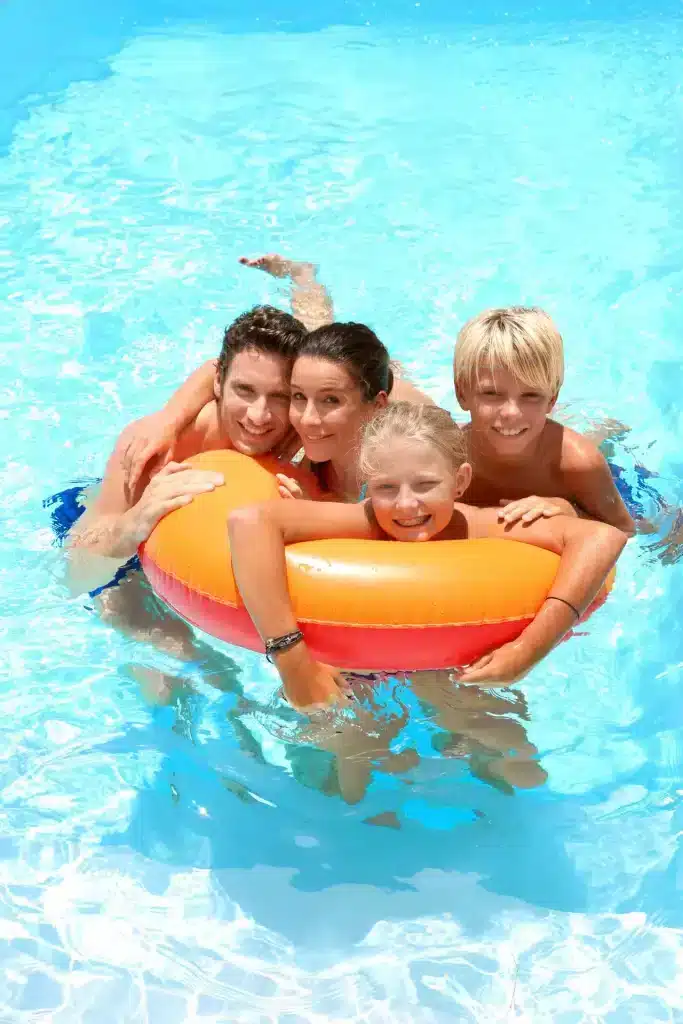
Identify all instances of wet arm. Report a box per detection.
[466,511,626,674]
[228,500,376,705]
[568,450,636,535]
[64,439,143,594]
[160,359,217,430]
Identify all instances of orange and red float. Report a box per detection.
[140,450,613,672]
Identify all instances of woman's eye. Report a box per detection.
[291,392,306,402]
[323,396,341,405]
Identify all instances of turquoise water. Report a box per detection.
[2,1,683,1019]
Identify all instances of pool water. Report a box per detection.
[2,1,683,1020]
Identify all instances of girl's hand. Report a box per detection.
[120,414,182,498]
[275,644,349,710]
[276,473,312,500]
[497,496,577,526]
[454,640,537,687]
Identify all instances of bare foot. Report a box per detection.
[238,253,316,284]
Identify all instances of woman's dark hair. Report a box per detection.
[217,305,307,387]
[296,322,393,401]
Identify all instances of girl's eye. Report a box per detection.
[480,389,498,397]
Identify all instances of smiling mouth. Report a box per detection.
[493,426,527,437]
[393,514,432,528]
[239,424,273,437]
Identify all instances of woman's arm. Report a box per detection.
[228,500,377,707]
[458,511,627,684]
[122,360,217,494]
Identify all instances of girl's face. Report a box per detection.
[366,437,472,541]
[289,356,387,464]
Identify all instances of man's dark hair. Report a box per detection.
[217,305,307,387]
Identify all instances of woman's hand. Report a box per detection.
[124,462,224,546]
[120,414,182,499]
[454,639,538,687]
[276,473,313,500]
[497,495,577,526]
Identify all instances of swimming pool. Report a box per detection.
[2,0,683,1018]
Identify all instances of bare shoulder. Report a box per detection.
[389,377,436,406]
[555,422,605,472]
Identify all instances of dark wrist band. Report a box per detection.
[265,630,304,662]
[545,595,581,621]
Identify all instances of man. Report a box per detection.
[66,304,308,596]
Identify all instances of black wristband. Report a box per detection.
[265,630,304,663]
[545,595,581,621]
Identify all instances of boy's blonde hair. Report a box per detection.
[454,306,564,396]
[360,401,468,479]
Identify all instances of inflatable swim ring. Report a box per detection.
[140,450,614,671]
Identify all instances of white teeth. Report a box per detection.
[496,427,525,436]
[395,515,430,527]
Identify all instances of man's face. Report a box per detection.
[217,348,292,456]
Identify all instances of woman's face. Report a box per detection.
[289,355,387,463]
[366,437,472,541]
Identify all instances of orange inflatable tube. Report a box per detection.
[140,450,613,672]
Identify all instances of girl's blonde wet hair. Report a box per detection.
[360,401,468,479]
[454,306,564,396]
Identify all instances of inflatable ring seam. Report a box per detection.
[147,562,538,629]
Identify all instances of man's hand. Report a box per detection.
[497,496,577,526]
[125,462,224,546]
[120,413,182,499]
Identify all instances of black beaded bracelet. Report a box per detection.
[265,630,304,663]
[545,595,581,621]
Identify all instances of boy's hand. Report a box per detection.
[121,413,181,499]
[497,496,577,526]
[454,639,537,687]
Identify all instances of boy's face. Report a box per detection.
[456,365,557,456]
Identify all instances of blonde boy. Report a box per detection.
[453,307,635,534]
